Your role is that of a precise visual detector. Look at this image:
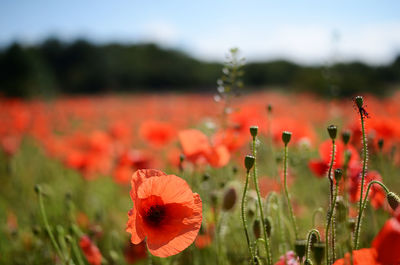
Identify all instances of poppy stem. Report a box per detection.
[312,207,324,228]
[71,237,85,265]
[283,141,298,242]
[241,168,255,263]
[360,180,389,226]
[354,112,368,249]
[36,186,66,264]
[305,229,320,261]
[252,135,272,265]
[325,138,336,263]
[325,181,339,265]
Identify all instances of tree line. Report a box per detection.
[0,38,399,98]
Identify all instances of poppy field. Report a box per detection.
[1,87,400,265]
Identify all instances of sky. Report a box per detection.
[1,0,400,65]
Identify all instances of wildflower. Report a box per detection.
[309,140,359,178]
[332,248,378,265]
[371,207,400,264]
[139,120,176,148]
[179,129,230,168]
[79,235,102,265]
[126,169,202,257]
[274,251,299,265]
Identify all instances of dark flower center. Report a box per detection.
[144,205,166,226]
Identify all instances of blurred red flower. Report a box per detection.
[79,235,102,265]
[126,169,202,257]
[139,120,176,148]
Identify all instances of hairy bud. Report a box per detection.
[282,131,292,145]
[244,155,255,171]
[387,192,400,211]
[327,125,337,140]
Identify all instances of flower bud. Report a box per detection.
[335,196,348,223]
[222,187,237,211]
[295,239,307,259]
[304,259,313,265]
[250,126,258,137]
[378,139,384,151]
[253,219,261,238]
[267,104,273,113]
[265,217,272,237]
[327,125,337,140]
[334,168,343,183]
[355,96,363,109]
[387,192,400,211]
[244,155,255,171]
[34,184,41,194]
[312,242,325,265]
[341,130,351,145]
[282,131,292,145]
[348,218,356,232]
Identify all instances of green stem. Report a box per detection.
[354,115,367,249]
[305,229,321,261]
[283,143,298,240]
[325,183,339,265]
[241,169,254,263]
[325,139,336,263]
[312,208,324,228]
[71,238,85,265]
[37,190,66,263]
[252,136,272,265]
[360,180,389,222]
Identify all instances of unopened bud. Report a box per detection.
[267,104,273,113]
[327,125,337,140]
[34,184,41,194]
[222,187,237,211]
[250,126,258,137]
[282,131,292,145]
[387,192,400,211]
[265,217,272,237]
[355,96,364,109]
[334,169,343,183]
[210,191,218,208]
[342,130,351,145]
[348,218,356,232]
[244,155,255,171]
[378,139,384,151]
[253,219,261,238]
[304,259,313,265]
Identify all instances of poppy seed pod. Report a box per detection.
[244,155,255,171]
[327,125,337,140]
[334,168,343,182]
[250,126,258,137]
[222,187,237,211]
[387,192,400,211]
[341,130,351,145]
[312,242,325,265]
[295,239,307,260]
[355,96,364,109]
[282,131,292,145]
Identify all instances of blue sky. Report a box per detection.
[1,0,400,64]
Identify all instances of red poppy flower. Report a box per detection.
[178,129,230,168]
[79,235,102,265]
[309,140,360,178]
[372,207,400,264]
[333,248,379,265]
[126,169,202,257]
[349,171,386,209]
[139,120,176,148]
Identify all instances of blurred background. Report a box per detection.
[1,0,400,98]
